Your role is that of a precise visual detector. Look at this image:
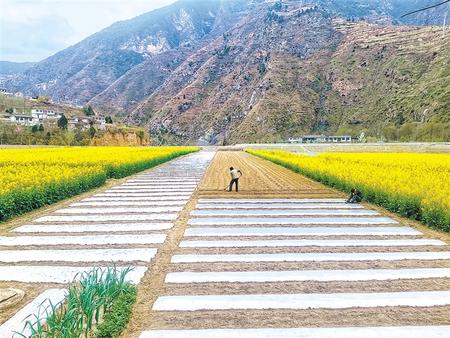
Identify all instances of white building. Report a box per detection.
[95,115,106,125]
[31,108,63,121]
[9,114,35,126]
[288,135,352,144]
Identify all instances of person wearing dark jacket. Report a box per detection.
[346,188,362,203]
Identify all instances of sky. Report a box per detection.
[0,0,177,63]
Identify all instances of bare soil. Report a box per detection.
[144,306,450,329]
[169,260,450,272]
[163,278,450,295]
[199,151,341,197]
[176,245,450,255]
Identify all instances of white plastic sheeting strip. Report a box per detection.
[165,268,450,283]
[0,234,166,246]
[111,184,197,188]
[96,192,192,197]
[107,188,196,193]
[34,214,178,222]
[139,326,450,338]
[0,266,147,283]
[55,206,183,214]
[122,183,198,187]
[0,289,66,338]
[138,177,203,180]
[13,222,173,233]
[71,201,186,207]
[171,251,450,263]
[188,217,397,225]
[196,203,363,209]
[152,291,450,311]
[191,209,379,217]
[82,196,189,202]
[184,226,421,237]
[0,248,157,263]
[179,239,445,248]
[127,177,201,181]
[198,198,347,204]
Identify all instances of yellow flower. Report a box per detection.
[0,147,197,196]
[248,149,450,229]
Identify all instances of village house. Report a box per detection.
[0,88,14,96]
[94,115,106,125]
[9,114,34,126]
[31,108,63,121]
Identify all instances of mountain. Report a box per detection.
[3,0,248,105]
[129,4,450,144]
[3,0,449,144]
[0,61,36,76]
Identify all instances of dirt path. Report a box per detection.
[199,151,340,198]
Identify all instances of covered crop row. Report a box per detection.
[247,149,450,232]
[0,147,198,222]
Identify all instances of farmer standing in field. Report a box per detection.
[228,167,242,192]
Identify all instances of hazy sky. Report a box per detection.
[0,0,177,62]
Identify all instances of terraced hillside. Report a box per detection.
[321,21,450,139]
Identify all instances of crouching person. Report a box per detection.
[346,188,362,203]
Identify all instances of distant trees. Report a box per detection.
[266,10,284,23]
[83,105,95,116]
[5,107,13,114]
[381,122,449,142]
[105,116,113,124]
[395,111,405,127]
[31,124,45,133]
[88,125,96,138]
[57,114,68,129]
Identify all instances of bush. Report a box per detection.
[96,286,137,338]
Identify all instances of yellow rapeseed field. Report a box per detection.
[248,150,450,231]
[0,146,197,221]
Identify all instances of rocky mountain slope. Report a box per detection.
[3,0,449,144]
[3,0,248,105]
[128,1,450,144]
